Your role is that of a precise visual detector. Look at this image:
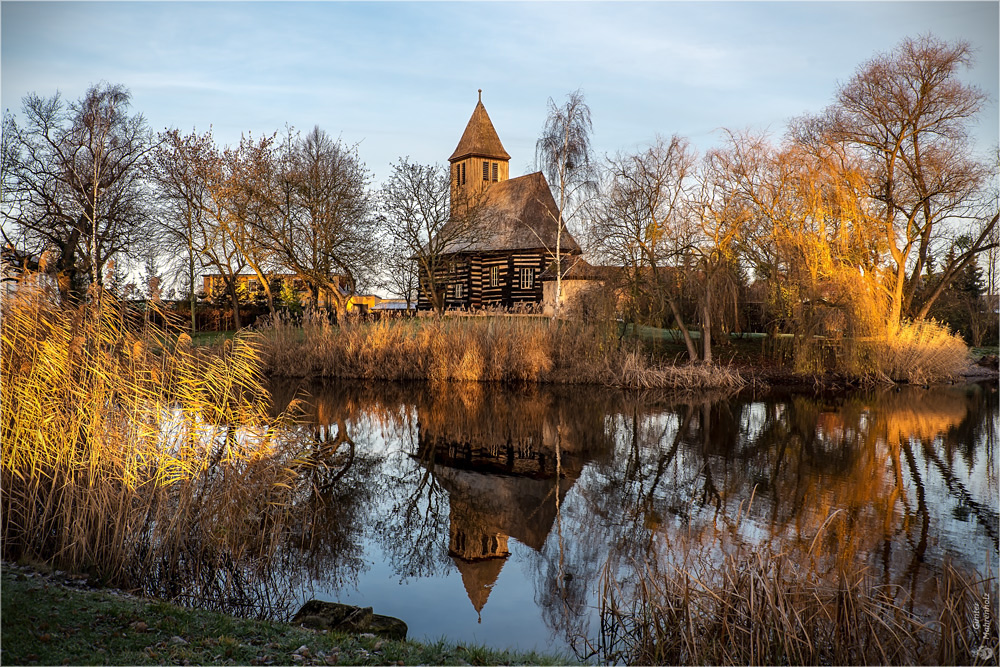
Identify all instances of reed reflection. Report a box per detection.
[590,383,997,663]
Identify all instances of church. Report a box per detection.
[415,93,582,311]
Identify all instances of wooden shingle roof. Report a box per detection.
[449,97,511,162]
[440,172,582,255]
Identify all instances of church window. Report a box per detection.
[492,162,498,182]
[482,161,489,181]
[520,267,534,290]
[489,265,500,287]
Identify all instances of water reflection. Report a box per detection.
[222,380,996,657]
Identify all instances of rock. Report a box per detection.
[977,354,998,369]
[292,601,407,641]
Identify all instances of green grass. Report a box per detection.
[970,345,999,360]
[191,330,238,346]
[1,564,576,666]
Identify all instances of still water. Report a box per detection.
[225,379,1000,658]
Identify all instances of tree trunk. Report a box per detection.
[188,247,197,334]
[667,297,699,362]
[701,297,713,364]
[226,278,242,330]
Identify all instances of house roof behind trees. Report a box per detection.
[539,256,617,282]
[440,171,583,255]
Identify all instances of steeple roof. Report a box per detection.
[449,91,510,162]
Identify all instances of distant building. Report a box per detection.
[201,272,378,312]
[417,93,582,311]
[1,246,57,301]
[539,256,620,317]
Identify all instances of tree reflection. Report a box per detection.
[249,378,995,657]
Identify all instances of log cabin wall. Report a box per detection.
[417,250,573,311]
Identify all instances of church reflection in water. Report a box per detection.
[412,386,613,619]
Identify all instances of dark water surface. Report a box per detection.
[253,380,998,658]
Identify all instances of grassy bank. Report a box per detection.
[259,312,745,390]
[1,563,571,666]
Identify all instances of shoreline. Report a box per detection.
[1,561,574,666]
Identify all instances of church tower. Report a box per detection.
[449,90,510,214]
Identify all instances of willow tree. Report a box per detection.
[536,89,596,319]
[707,127,887,371]
[814,35,992,329]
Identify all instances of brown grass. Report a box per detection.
[259,311,745,390]
[1,282,320,607]
[599,536,996,665]
[866,319,971,384]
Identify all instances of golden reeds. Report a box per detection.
[867,319,970,384]
[599,540,995,665]
[260,311,745,390]
[1,282,316,606]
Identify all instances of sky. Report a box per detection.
[2,1,998,188]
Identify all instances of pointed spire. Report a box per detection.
[449,91,511,162]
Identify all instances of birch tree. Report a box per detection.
[536,90,596,319]
[2,83,155,301]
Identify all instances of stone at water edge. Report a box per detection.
[292,600,408,640]
[976,354,998,369]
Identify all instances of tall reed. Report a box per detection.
[866,319,970,384]
[598,534,996,665]
[260,311,745,390]
[1,282,317,611]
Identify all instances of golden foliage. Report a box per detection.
[1,284,311,590]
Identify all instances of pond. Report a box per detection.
[174,379,1000,659]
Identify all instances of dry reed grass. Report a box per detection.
[1,282,318,603]
[259,311,745,390]
[865,319,971,384]
[599,537,996,665]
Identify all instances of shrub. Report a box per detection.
[865,319,970,384]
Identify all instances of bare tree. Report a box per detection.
[376,235,419,309]
[2,83,156,301]
[379,158,480,314]
[268,126,375,316]
[536,89,596,319]
[150,128,215,333]
[220,133,281,318]
[589,135,700,360]
[816,35,993,328]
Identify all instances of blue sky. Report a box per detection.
[2,1,998,186]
